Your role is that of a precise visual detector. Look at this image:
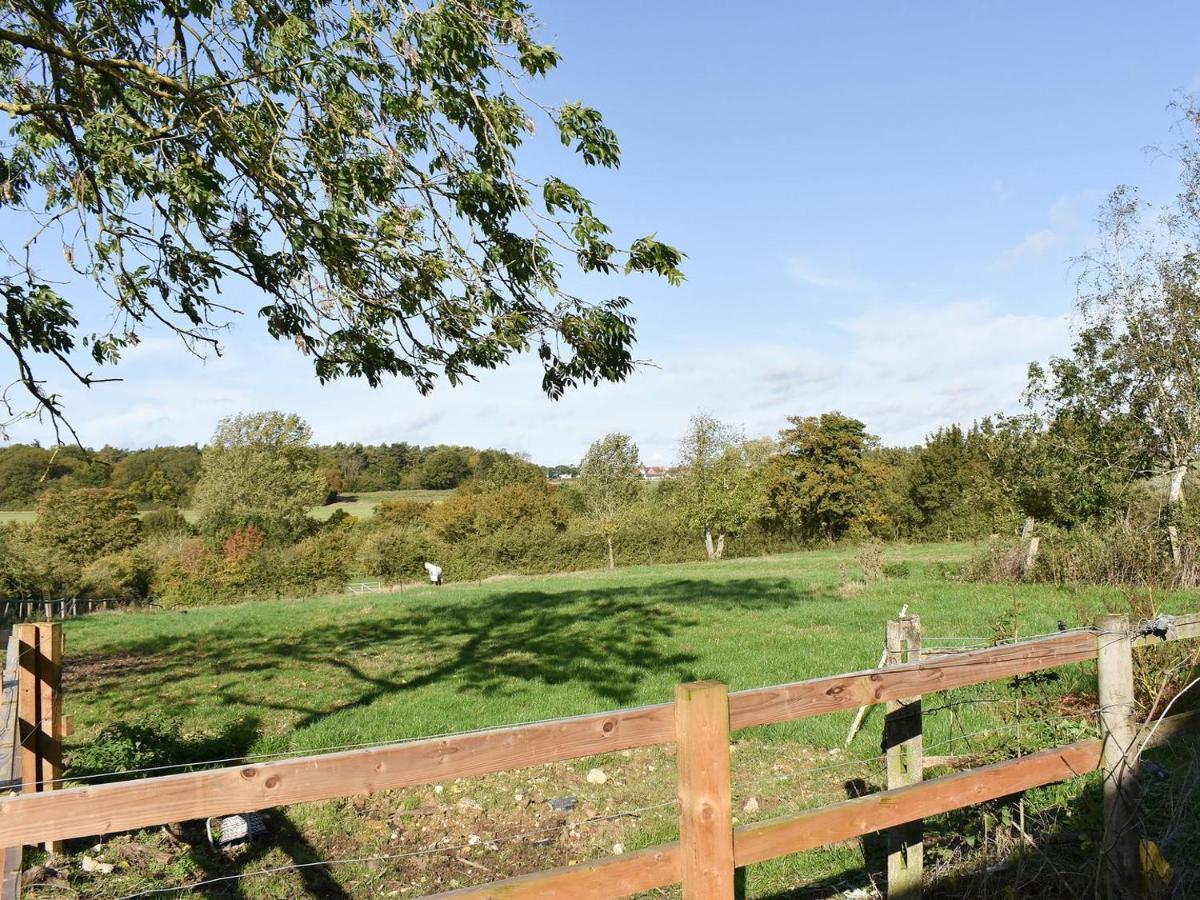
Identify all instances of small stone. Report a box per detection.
[433,784,444,795]
[456,797,482,811]
[612,843,626,854]
[467,834,482,846]
[81,857,115,875]
[741,797,760,814]
[586,768,607,785]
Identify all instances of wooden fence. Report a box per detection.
[0,612,1198,899]
[0,598,113,622]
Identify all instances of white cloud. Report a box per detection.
[784,256,867,290]
[1000,192,1095,267]
[746,300,1069,445]
[5,297,1070,464]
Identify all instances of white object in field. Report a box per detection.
[206,812,268,848]
[424,561,443,585]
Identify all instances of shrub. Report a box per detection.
[280,528,355,594]
[141,507,193,536]
[883,561,912,578]
[80,549,154,602]
[34,487,142,566]
[357,525,438,582]
[964,522,1199,588]
[857,538,884,582]
[374,499,432,527]
[429,482,570,542]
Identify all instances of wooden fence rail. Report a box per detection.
[0,612,1197,899]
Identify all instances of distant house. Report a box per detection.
[641,466,672,480]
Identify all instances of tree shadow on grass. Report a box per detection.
[65,576,827,749]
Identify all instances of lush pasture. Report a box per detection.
[47,544,1199,898]
[60,541,1112,753]
[0,488,450,525]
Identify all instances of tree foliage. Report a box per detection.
[1028,163,1200,561]
[191,411,326,539]
[577,432,641,567]
[672,414,767,558]
[764,412,885,540]
[34,486,141,565]
[0,0,683,438]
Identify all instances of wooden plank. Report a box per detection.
[0,700,676,846]
[36,623,63,854]
[1096,615,1140,899]
[674,681,734,899]
[884,617,922,899]
[0,636,19,792]
[432,709,1200,900]
[0,624,1170,848]
[15,625,39,802]
[735,737,1103,867]
[1,634,22,900]
[728,629,1097,731]
[436,842,681,899]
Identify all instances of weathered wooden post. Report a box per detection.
[1096,614,1140,899]
[884,615,923,899]
[675,680,735,899]
[15,623,64,854]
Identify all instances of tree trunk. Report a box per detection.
[1167,463,1188,567]
[704,529,716,560]
[715,533,726,559]
[606,535,615,569]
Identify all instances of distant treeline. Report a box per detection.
[0,442,581,509]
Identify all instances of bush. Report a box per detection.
[34,487,142,566]
[883,561,912,578]
[141,507,193,536]
[79,548,154,602]
[429,482,570,542]
[280,528,355,594]
[858,538,884,582]
[357,525,439,582]
[374,499,432,527]
[964,521,1200,588]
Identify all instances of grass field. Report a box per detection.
[0,489,450,525]
[42,542,1200,898]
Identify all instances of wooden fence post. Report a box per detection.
[15,623,64,855]
[675,680,734,900]
[884,615,923,899]
[1096,614,1140,900]
[15,625,39,807]
[37,623,64,854]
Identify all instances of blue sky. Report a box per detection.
[7,1,1200,463]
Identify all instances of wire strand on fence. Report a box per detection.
[111,798,682,899]
[728,709,1101,798]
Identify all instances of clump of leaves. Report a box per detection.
[0,0,684,440]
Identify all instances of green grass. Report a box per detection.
[62,541,1169,756]
[306,488,451,521]
[51,543,1200,898]
[0,489,450,525]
